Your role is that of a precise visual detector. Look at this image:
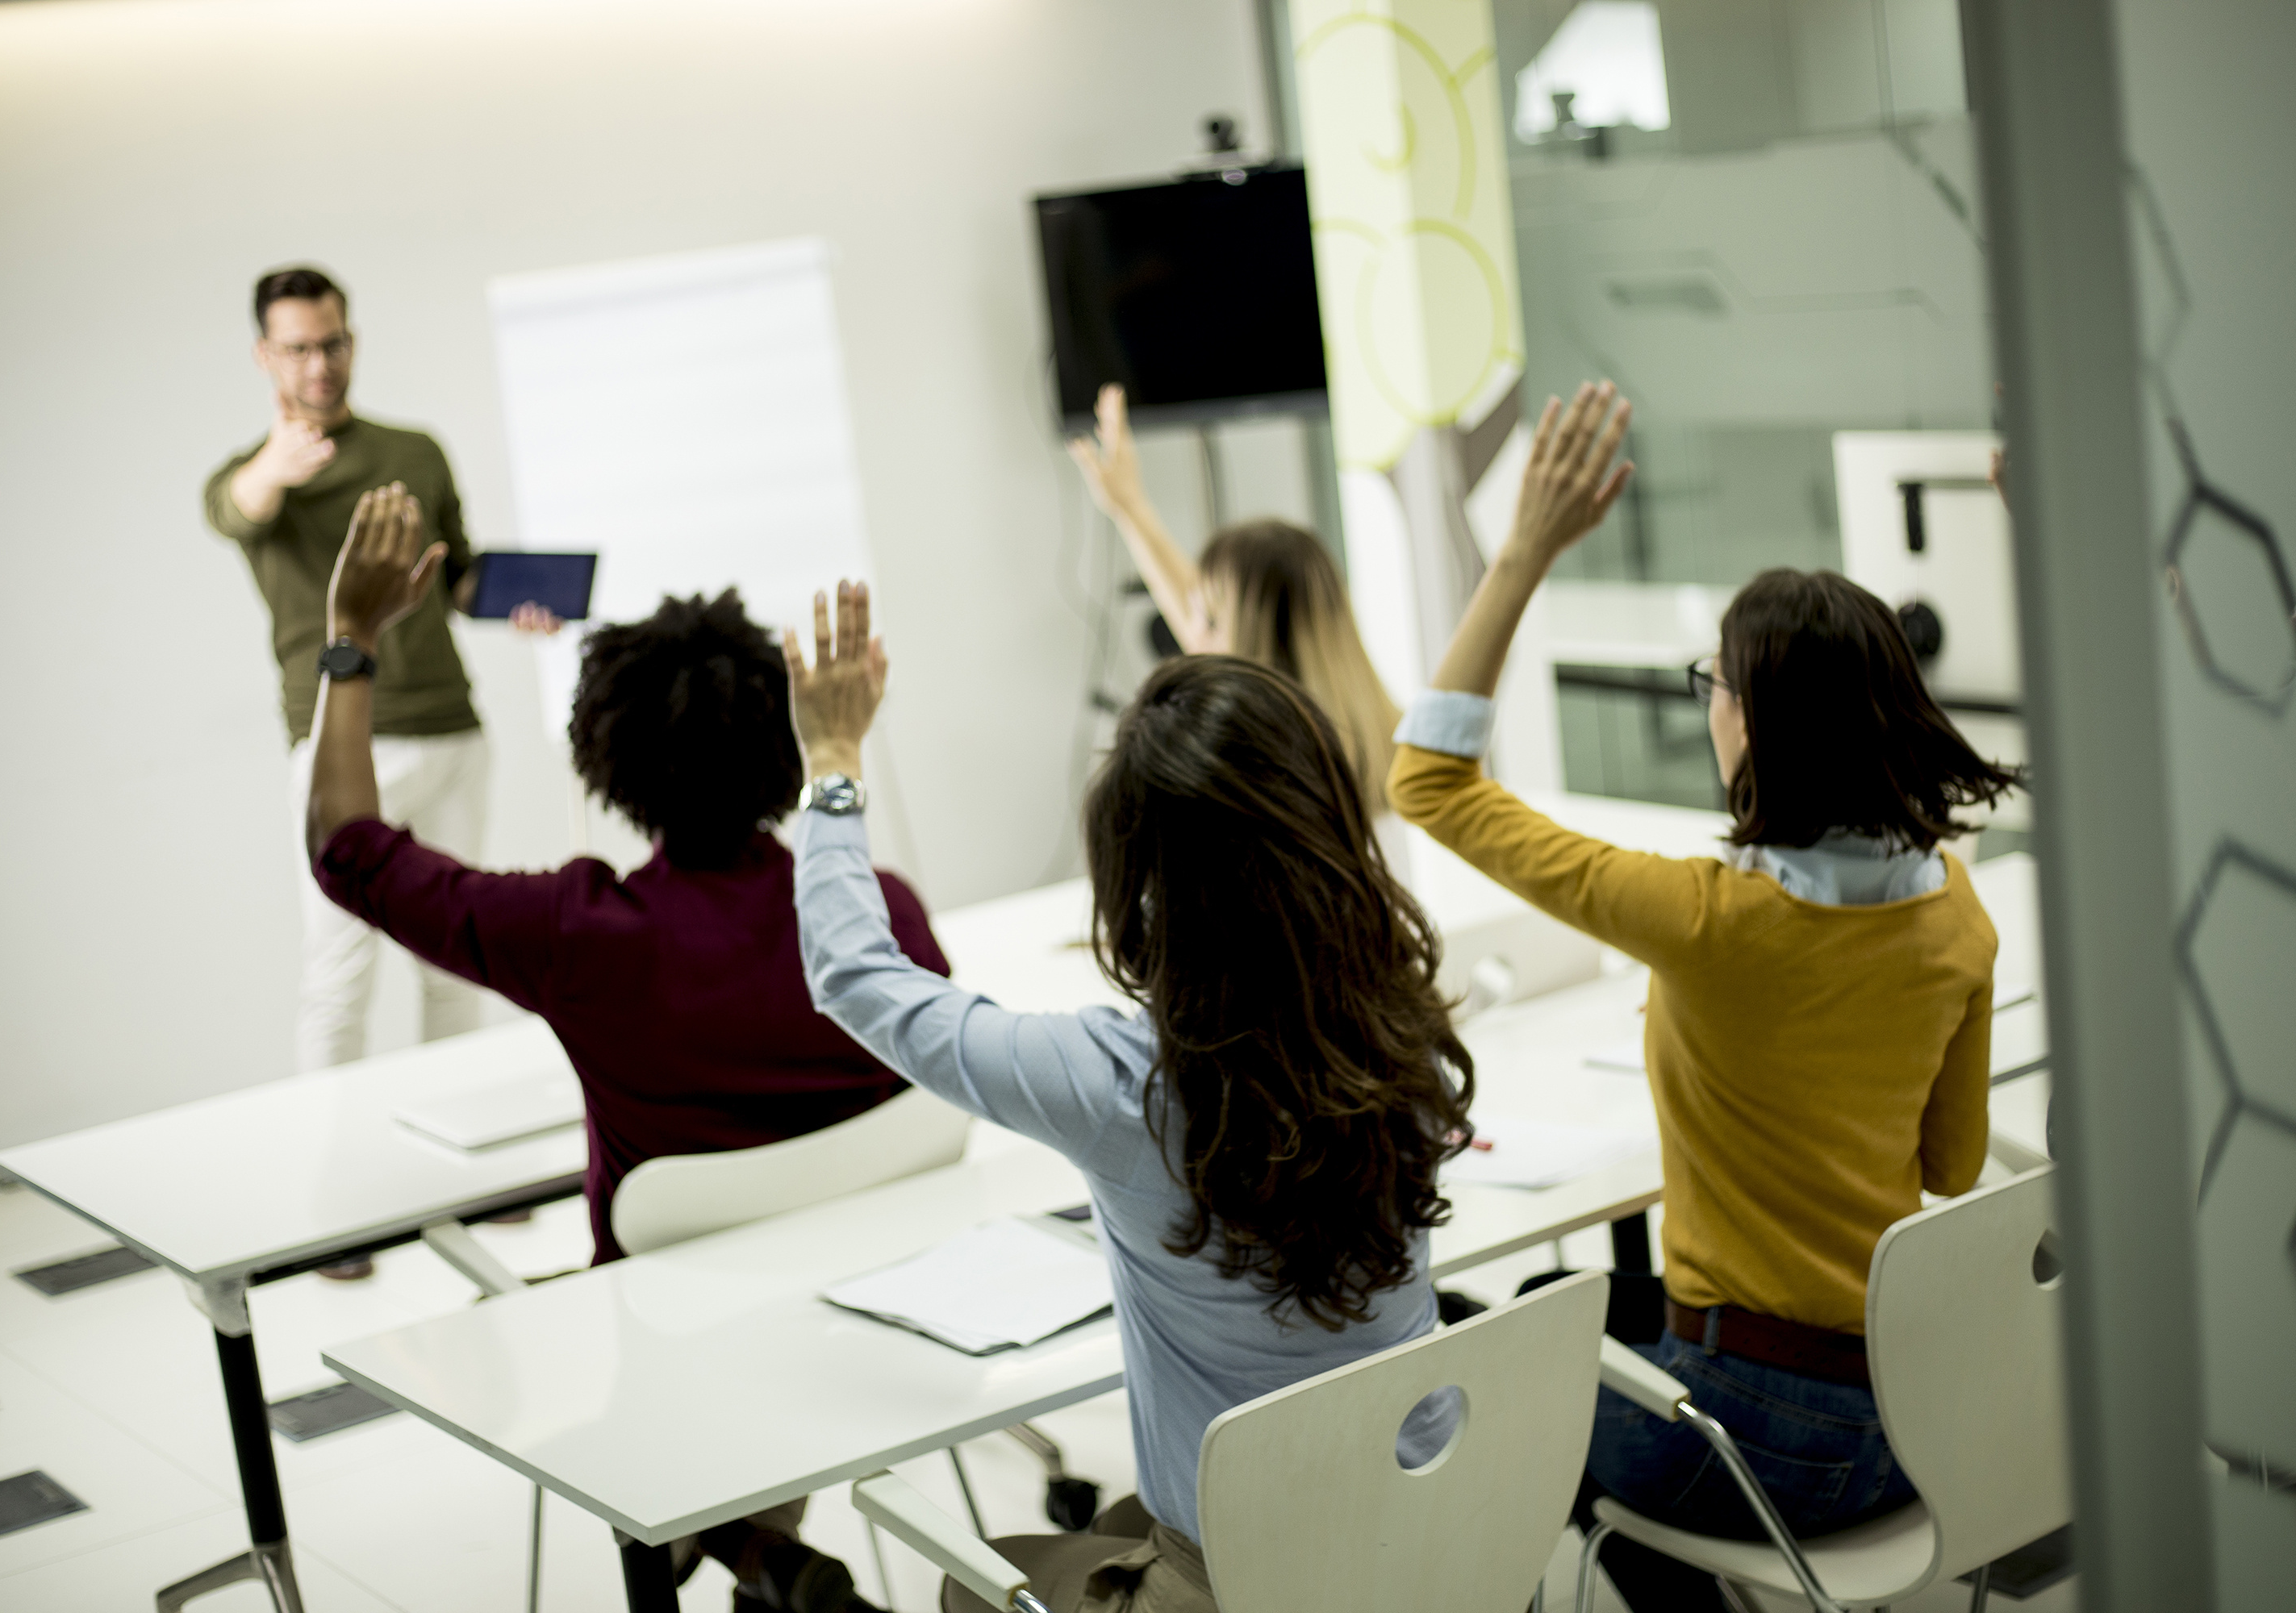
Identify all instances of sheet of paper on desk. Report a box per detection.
[1584,1040,1647,1074]
[1444,1117,1658,1190]
[394,1073,585,1152]
[822,1216,1114,1356]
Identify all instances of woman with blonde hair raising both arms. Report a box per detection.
[1068,384,1402,819]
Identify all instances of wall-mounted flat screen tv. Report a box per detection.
[1035,164,1327,432]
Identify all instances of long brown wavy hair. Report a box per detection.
[1200,520,1402,817]
[1084,655,1472,1330]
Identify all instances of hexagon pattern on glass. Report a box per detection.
[2162,422,2296,714]
[2194,1119,2296,1479]
[2177,840,2296,1195]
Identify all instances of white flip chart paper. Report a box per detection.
[489,239,871,717]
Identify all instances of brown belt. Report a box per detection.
[1665,1297,1870,1388]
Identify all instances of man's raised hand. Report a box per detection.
[253,403,336,491]
[327,484,446,649]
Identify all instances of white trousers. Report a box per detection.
[290,730,492,1072]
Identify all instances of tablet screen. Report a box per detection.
[469,552,598,620]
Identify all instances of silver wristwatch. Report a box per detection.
[799,772,866,816]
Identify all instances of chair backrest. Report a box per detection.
[1866,1165,2070,1581]
[1196,1269,1607,1613]
[608,1086,971,1257]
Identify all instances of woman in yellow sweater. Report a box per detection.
[1388,381,2023,1612]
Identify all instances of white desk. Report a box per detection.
[323,967,1675,1611]
[318,826,2046,1612]
[0,1018,587,1613]
[324,861,2051,1613]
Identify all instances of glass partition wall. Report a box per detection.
[1492,0,2017,832]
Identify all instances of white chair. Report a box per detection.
[853,1269,1612,1613]
[610,1084,973,1257]
[1578,1166,2069,1613]
[614,1087,1032,1588]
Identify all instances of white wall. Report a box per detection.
[0,0,1269,1146]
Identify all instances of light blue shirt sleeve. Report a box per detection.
[793,810,1152,1173]
[1392,690,1497,760]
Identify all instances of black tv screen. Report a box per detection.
[1036,164,1328,431]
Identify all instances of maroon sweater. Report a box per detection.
[315,819,949,1261]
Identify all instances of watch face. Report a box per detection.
[318,642,374,678]
[808,773,865,814]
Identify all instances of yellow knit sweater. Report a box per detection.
[1391,746,1994,1333]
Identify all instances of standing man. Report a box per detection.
[205,265,537,1079]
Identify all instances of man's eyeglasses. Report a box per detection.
[268,336,353,365]
[1686,655,1731,706]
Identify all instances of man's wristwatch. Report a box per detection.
[798,772,866,815]
[316,638,379,681]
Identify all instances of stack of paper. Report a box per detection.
[822,1217,1114,1356]
[1442,1115,1659,1190]
[394,1073,585,1151]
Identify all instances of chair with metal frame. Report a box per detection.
[849,1270,1611,1613]
[1576,1166,2069,1613]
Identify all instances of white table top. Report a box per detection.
[0,1019,586,1284]
[332,1144,1114,1543]
[319,832,2048,1549]
[322,965,1680,1546]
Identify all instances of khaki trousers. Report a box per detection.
[941,1497,1215,1613]
[290,729,491,1070]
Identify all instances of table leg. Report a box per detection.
[157,1325,304,1612]
[616,1530,678,1612]
[1609,1210,1653,1274]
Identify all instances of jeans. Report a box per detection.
[290,730,491,1070]
[1527,1272,1916,1612]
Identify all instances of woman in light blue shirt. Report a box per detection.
[787,581,1472,1613]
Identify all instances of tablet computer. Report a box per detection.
[467,551,597,620]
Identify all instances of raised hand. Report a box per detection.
[327,483,446,648]
[785,579,888,776]
[229,402,338,524]
[252,402,337,490]
[1428,381,1637,698]
[1508,381,1634,566]
[1063,383,1223,653]
[1067,383,1147,520]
